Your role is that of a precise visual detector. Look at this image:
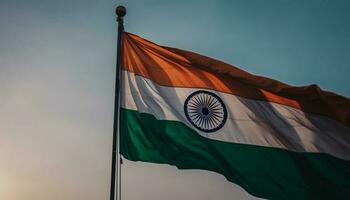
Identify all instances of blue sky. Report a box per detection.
[0,0,349,200]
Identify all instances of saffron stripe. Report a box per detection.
[121,32,350,126]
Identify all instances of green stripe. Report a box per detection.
[120,108,350,200]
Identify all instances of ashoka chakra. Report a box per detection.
[184,90,227,133]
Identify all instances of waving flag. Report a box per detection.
[119,32,350,199]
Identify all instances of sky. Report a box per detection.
[0,0,349,200]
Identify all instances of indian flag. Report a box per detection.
[119,32,350,199]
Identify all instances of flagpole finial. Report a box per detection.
[116,6,126,18]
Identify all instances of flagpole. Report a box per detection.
[110,5,126,200]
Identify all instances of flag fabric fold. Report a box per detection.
[120,32,350,200]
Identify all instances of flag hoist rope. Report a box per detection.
[110,5,126,200]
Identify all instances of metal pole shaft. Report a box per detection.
[110,6,126,200]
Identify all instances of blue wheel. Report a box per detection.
[184,90,227,133]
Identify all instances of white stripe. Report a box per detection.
[121,70,350,160]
